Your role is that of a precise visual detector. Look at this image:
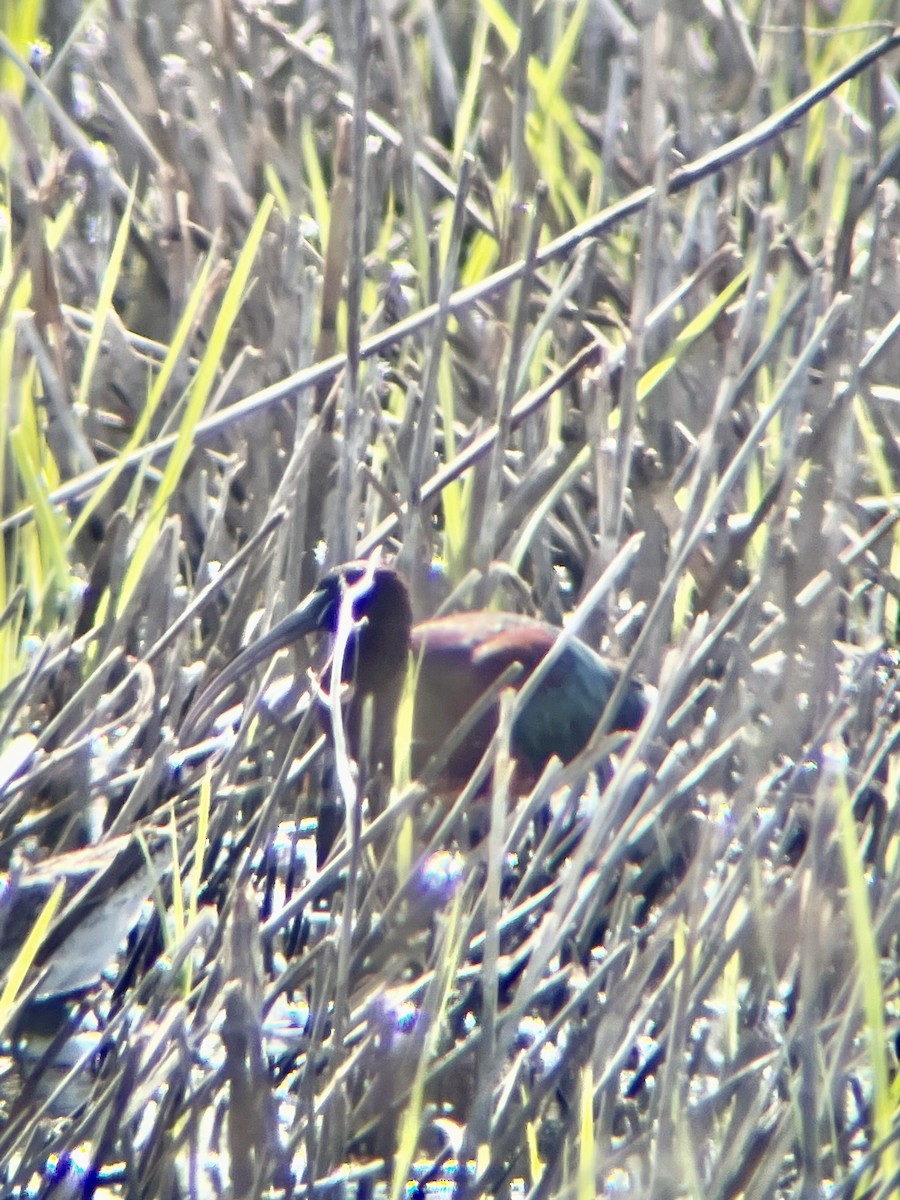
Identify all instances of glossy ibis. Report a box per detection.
[193,562,650,785]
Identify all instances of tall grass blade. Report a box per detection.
[116,194,274,616]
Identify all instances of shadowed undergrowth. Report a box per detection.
[0,1,898,1197]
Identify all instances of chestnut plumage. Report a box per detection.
[195,563,650,783]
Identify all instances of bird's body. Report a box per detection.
[196,563,650,785]
[407,610,647,782]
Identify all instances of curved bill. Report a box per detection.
[183,582,334,738]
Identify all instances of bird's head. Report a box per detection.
[225,562,411,689]
[259,562,413,700]
[291,562,411,641]
[185,562,413,738]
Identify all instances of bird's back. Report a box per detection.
[408,612,648,780]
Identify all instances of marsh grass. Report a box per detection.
[0,1,898,1197]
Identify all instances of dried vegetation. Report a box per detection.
[0,1,899,1197]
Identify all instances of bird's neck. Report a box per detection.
[342,587,412,773]
[352,602,411,698]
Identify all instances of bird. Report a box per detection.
[191,562,651,786]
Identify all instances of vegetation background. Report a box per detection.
[0,0,898,1196]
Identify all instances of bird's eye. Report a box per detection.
[341,565,379,608]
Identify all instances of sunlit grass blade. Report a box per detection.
[390,888,465,1200]
[76,177,137,415]
[459,228,499,288]
[0,0,44,163]
[832,742,896,1189]
[479,0,596,184]
[301,121,330,247]
[530,0,592,214]
[854,395,893,501]
[1,197,76,628]
[524,1099,543,1187]
[115,194,274,616]
[169,806,185,946]
[264,162,290,219]
[0,294,14,633]
[0,878,64,1036]
[68,245,216,544]
[637,270,749,404]
[452,5,490,166]
[672,565,694,636]
[577,1063,595,1200]
[438,354,466,576]
[9,417,68,598]
[537,0,588,115]
[189,767,211,932]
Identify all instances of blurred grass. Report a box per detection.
[0,0,43,164]
[67,237,216,545]
[0,1,897,1197]
[117,193,273,616]
[0,877,62,1030]
[832,742,896,1189]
